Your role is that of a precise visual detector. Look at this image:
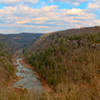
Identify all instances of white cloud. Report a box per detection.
[16,19,30,24]
[48,0,87,6]
[87,3,100,9]
[49,0,87,3]
[0,0,38,4]
[87,0,100,9]
[0,2,100,33]
[64,8,84,15]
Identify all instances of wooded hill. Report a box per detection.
[0,32,42,84]
[24,26,100,100]
[0,33,42,51]
[0,42,13,84]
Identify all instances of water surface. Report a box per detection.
[13,58,42,93]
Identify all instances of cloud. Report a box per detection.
[49,0,87,3]
[0,0,100,34]
[87,3,99,9]
[37,26,49,29]
[48,0,87,5]
[0,0,38,5]
[16,19,30,24]
[32,17,49,21]
[64,8,84,15]
[41,5,58,11]
[87,0,100,9]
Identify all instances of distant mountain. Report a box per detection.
[0,32,42,83]
[0,33,43,51]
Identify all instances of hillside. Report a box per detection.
[28,26,100,51]
[0,33,42,51]
[0,42,14,84]
[0,33,44,100]
[0,33,42,83]
[24,26,100,100]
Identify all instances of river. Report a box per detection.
[13,58,42,93]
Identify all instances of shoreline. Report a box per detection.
[8,54,23,92]
[20,59,53,93]
[9,54,53,93]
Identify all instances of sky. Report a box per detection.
[0,0,100,34]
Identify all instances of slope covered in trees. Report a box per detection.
[24,26,100,99]
[0,33,42,84]
[0,42,14,84]
[0,33,42,51]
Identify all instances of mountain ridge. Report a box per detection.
[27,26,100,52]
[24,26,100,99]
[0,33,43,52]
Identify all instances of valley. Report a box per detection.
[13,58,42,93]
[0,26,100,100]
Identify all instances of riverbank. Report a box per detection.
[8,53,53,94]
[8,56,22,92]
[21,59,53,93]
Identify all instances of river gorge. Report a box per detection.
[13,58,42,94]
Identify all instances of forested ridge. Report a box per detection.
[0,33,42,51]
[0,33,42,83]
[0,42,14,84]
[24,26,100,100]
[0,33,43,100]
[1,27,100,99]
